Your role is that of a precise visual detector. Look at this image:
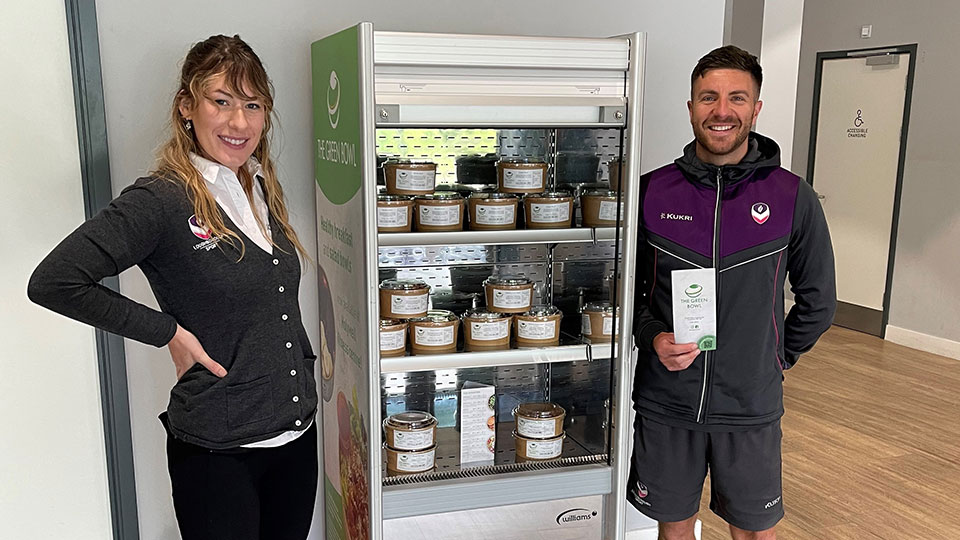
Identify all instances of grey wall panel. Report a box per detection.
[793,1,959,343]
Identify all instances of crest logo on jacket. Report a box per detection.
[188,215,211,239]
[751,202,770,225]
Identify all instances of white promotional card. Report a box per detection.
[460,381,496,464]
[671,268,717,351]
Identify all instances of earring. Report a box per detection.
[184,119,193,131]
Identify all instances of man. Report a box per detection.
[628,45,836,540]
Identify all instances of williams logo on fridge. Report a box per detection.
[556,508,597,526]
[751,202,770,225]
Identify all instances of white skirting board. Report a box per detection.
[884,325,960,361]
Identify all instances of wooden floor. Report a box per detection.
[697,326,960,539]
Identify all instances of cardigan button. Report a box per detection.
[295,420,302,427]
[273,258,279,265]
[292,396,300,403]
[282,314,288,321]
[290,369,297,376]
[285,342,292,349]
[278,286,285,293]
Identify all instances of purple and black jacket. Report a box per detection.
[632,133,837,430]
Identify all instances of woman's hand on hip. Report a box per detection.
[168,324,227,379]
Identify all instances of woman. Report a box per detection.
[28,35,318,540]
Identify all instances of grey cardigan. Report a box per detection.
[28,175,317,449]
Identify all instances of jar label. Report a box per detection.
[517,417,559,438]
[395,169,434,191]
[469,319,509,341]
[396,447,435,472]
[581,314,592,336]
[414,325,455,346]
[602,315,620,336]
[529,202,570,223]
[502,168,544,190]
[491,288,531,309]
[392,428,433,451]
[419,205,460,226]
[377,206,409,228]
[379,328,406,351]
[517,319,557,340]
[391,294,428,315]
[524,437,563,459]
[475,204,515,225]
[598,200,624,221]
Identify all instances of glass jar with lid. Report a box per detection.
[580,189,622,227]
[467,192,519,231]
[513,402,566,439]
[497,157,548,194]
[384,159,436,195]
[408,310,460,354]
[377,194,415,233]
[414,191,465,232]
[514,305,563,347]
[483,275,534,314]
[383,411,437,451]
[581,301,620,341]
[462,309,512,350]
[379,318,408,357]
[379,279,430,319]
[523,191,574,229]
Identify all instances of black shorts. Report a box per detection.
[627,414,783,531]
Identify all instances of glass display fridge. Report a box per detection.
[311,23,645,540]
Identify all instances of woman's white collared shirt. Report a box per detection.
[189,153,273,254]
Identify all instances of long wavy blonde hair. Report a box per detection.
[154,34,308,261]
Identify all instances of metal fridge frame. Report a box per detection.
[349,25,645,539]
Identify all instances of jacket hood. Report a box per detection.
[675,132,781,187]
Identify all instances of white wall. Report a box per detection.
[88,2,724,538]
[755,0,804,172]
[0,1,113,539]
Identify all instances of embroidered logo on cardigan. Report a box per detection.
[188,215,211,239]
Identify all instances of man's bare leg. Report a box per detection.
[729,523,776,540]
[658,515,698,540]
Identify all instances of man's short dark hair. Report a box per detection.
[691,45,763,96]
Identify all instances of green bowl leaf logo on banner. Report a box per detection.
[327,71,340,129]
[685,284,703,298]
[312,26,362,205]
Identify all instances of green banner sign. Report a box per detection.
[313,24,373,540]
[312,26,362,205]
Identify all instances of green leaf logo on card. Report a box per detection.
[685,284,703,298]
[312,26,362,205]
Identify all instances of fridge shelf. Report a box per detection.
[377,227,619,248]
[380,341,616,373]
[383,420,605,484]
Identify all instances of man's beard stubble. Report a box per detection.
[692,121,751,160]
